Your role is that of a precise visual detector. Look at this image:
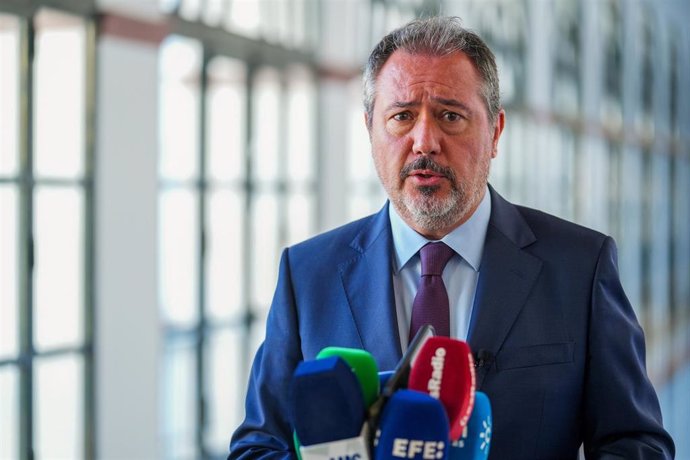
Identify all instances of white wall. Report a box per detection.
[95,35,160,460]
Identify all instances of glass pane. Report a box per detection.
[161,337,197,459]
[291,0,308,48]
[0,186,19,358]
[559,129,576,221]
[201,0,224,26]
[178,0,202,21]
[286,67,315,182]
[576,137,609,233]
[34,186,84,351]
[252,68,280,182]
[0,14,20,176]
[649,155,670,317]
[227,1,261,38]
[207,188,245,321]
[348,79,375,184]
[619,147,644,314]
[249,312,268,371]
[260,0,289,45]
[673,157,690,311]
[160,36,201,181]
[250,192,279,309]
[0,366,19,460]
[552,1,580,117]
[286,190,314,246]
[34,354,84,459]
[600,0,622,130]
[204,329,244,454]
[33,10,85,179]
[207,57,247,183]
[159,187,199,327]
[638,18,654,134]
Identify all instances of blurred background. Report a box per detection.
[0,0,689,458]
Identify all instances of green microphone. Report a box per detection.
[316,346,380,408]
[293,431,303,460]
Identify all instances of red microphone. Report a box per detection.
[407,336,476,440]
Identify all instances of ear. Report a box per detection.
[490,109,506,159]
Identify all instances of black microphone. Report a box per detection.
[367,324,435,449]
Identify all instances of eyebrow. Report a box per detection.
[385,97,472,113]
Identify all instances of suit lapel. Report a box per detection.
[338,204,402,371]
[468,188,543,388]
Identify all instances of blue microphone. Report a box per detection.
[289,356,366,447]
[449,391,492,459]
[374,389,450,460]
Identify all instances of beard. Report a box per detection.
[385,156,490,234]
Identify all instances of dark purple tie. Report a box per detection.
[409,242,455,341]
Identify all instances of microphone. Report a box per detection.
[449,391,492,460]
[407,336,476,440]
[316,346,380,407]
[367,324,435,450]
[289,356,366,446]
[373,389,450,460]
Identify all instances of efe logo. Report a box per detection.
[391,439,445,459]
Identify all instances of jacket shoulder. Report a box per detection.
[512,205,612,264]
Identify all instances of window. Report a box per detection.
[158,35,318,458]
[638,11,655,137]
[601,0,623,131]
[552,0,581,118]
[0,7,94,459]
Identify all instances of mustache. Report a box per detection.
[399,157,456,184]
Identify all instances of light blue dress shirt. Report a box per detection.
[389,187,492,350]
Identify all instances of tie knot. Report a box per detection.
[419,242,455,276]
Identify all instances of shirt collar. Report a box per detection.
[389,186,492,273]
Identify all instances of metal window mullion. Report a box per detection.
[313,68,324,232]
[82,15,97,460]
[276,71,289,250]
[17,15,35,460]
[641,149,653,327]
[197,46,211,459]
[240,63,257,385]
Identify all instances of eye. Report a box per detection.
[392,111,413,122]
[442,111,462,122]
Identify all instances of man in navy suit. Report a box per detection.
[230,17,674,459]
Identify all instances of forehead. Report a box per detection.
[375,50,483,104]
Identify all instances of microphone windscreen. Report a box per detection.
[316,347,380,407]
[407,336,475,440]
[374,389,449,460]
[449,391,492,460]
[290,356,366,446]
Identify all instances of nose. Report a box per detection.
[411,113,441,155]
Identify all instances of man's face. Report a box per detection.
[367,50,505,239]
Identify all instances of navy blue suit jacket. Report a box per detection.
[230,187,674,459]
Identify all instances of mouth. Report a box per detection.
[410,169,444,179]
[399,157,456,189]
[408,169,447,186]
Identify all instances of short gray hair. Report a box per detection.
[363,16,500,128]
